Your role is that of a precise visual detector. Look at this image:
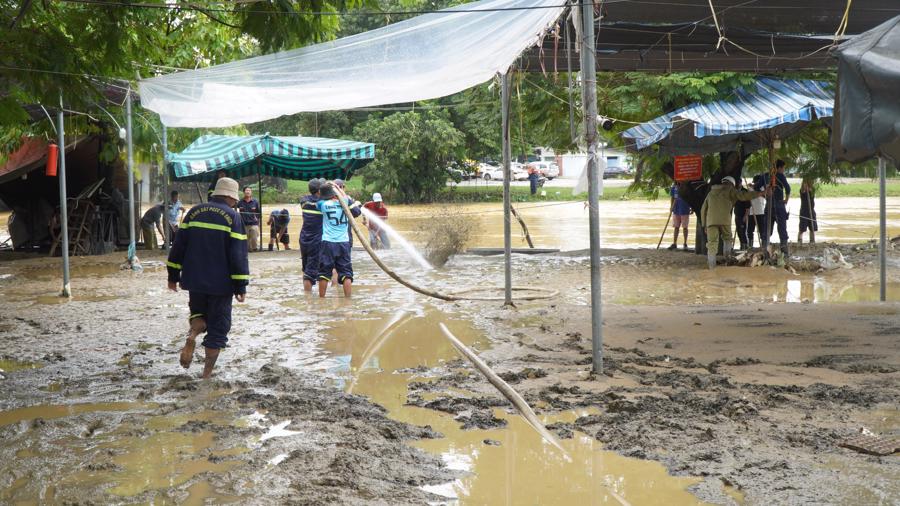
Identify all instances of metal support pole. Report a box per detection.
[126,90,136,255]
[500,72,513,306]
[878,157,887,302]
[257,164,263,247]
[57,96,71,297]
[580,0,602,374]
[162,124,169,250]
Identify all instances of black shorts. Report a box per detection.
[270,225,290,244]
[188,292,233,349]
[318,241,353,283]
[300,240,321,282]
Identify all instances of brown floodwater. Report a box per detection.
[211,196,899,251]
[5,196,895,251]
[319,306,715,505]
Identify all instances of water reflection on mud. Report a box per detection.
[319,307,710,505]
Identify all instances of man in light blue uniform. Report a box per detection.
[316,182,353,298]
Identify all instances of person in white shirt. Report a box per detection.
[746,179,767,249]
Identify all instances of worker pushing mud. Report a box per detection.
[701,176,764,270]
[166,177,250,378]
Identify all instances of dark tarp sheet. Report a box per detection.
[522,1,900,72]
[831,15,900,167]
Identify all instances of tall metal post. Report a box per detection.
[126,90,136,254]
[580,0,603,373]
[57,96,71,297]
[878,157,887,302]
[500,71,513,306]
[162,124,169,250]
[257,163,263,247]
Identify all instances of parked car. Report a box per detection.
[479,164,503,181]
[480,163,528,181]
[510,162,529,181]
[602,165,629,178]
[531,161,559,179]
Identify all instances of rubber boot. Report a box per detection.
[707,252,717,270]
[723,240,733,259]
[780,241,789,256]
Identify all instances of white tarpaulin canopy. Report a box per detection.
[139,0,565,127]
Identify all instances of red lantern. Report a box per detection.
[46,143,59,177]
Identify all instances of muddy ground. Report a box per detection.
[407,243,900,505]
[0,240,898,505]
[0,253,458,504]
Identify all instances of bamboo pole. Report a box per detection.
[509,205,535,248]
[656,200,674,249]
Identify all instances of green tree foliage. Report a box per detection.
[352,110,464,203]
[0,0,369,159]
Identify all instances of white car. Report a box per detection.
[510,163,529,181]
[480,163,528,181]
[479,164,503,180]
[531,162,559,179]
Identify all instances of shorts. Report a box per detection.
[318,241,353,283]
[270,225,290,244]
[188,292,233,349]
[300,240,321,282]
[672,213,690,228]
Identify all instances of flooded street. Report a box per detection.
[0,196,898,504]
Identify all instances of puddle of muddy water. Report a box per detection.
[0,402,154,426]
[71,429,243,497]
[2,403,249,503]
[0,358,41,373]
[319,307,713,505]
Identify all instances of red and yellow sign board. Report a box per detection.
[674,155,703,182]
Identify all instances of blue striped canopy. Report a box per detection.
[168,134,376,182]
[621,78,834,155]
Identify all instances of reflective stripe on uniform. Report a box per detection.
[302,209,322,215]
[230,274,250,280]
[166,260,182,269]
[181,220,247,240]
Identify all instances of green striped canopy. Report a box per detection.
[167,134,375,182]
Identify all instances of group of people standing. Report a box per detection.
[669,159,818,269]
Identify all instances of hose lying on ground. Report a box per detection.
[438,323,571,459]
[438,323,632,506]
[334,188,557,302]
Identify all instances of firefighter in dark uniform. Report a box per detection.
[167,177,250,379]
[754,159,792,254]
[299,178,324,292]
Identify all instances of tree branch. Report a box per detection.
[190,5,240,29]
[9,0,33,29]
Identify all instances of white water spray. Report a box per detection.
[360,207,432,270]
